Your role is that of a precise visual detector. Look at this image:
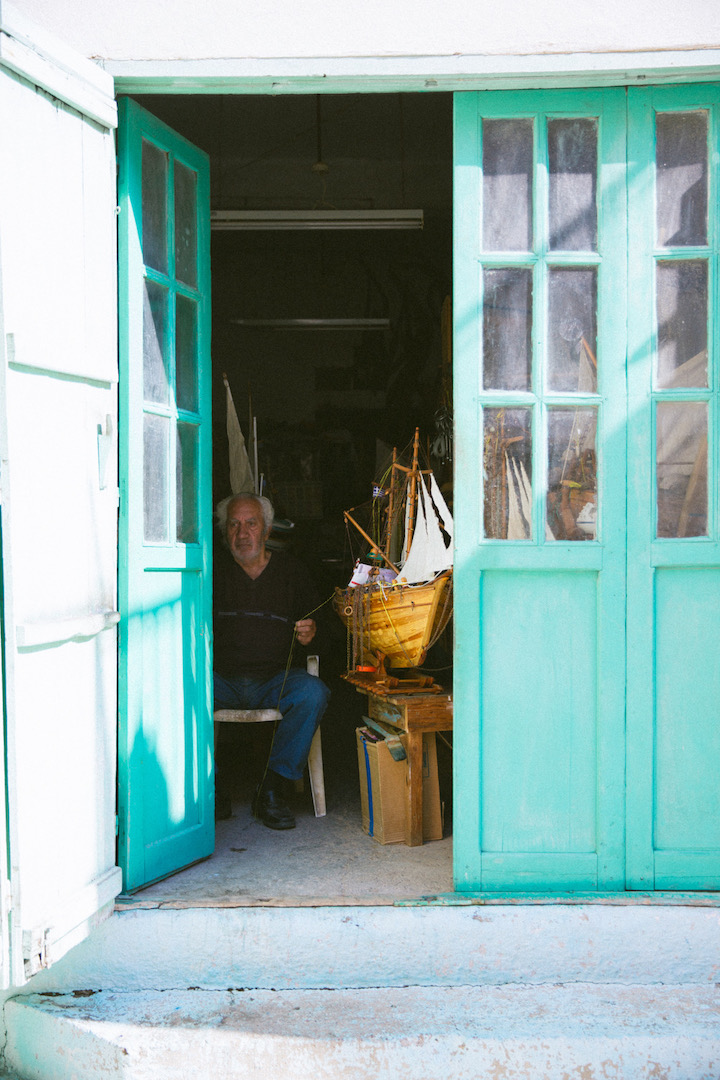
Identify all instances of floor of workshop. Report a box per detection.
[128,676,454,907]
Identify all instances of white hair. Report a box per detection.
[216,492,275,535]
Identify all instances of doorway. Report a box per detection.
[122,91,456,900]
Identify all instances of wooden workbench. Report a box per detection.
[357,686,453,846]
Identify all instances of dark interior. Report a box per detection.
[135,91,455,832]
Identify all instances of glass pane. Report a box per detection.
[656,111,708,248]
[547,267,597,392]
[176,295,198,412]
[142,140,168,274]
[176,423,199,543]
[546,408,597,541]
[483,268,533,391]
[482,119,533,251]
[656,401,708,538]
[483,408,532,540]
[656,260,708,389]
[143,413,169,542]
[548,118,598,251]
[143,279,170,404]
[174,161,198,288]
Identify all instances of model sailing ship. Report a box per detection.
[333,429,453,681]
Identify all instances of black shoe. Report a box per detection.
[252,784,296,830]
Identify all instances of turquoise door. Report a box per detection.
[626,85,720,890]
[453,90,628,891]
[117,99,214,891]
[454,86,720,894]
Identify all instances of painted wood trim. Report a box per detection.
[0,29,116,129]
[15,611,120,649]
[108,52,720,97]
[6,333,119,387]
[452,91,483,891]
[23,866,122,977]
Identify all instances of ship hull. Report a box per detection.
[333,571,452,669]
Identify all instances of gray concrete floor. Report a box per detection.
[132,677,454,906]
[134,788,453,906]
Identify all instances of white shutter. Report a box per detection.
[0,5,120,986]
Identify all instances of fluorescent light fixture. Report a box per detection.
[231,318,390,330]
[211,210,424,231]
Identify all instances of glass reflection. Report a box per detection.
[656,260,708,389]
[143,413,169,543]
[546,408,598,541]
[174,161,198,288]
[143,279,169,404]
[176,423,199,543]
[176,295,198,412]
[547,267,598,392]
[483,408,532,540]
[482,118,533,251]
[656,401,708,538]
[548,118,598,251]
[656,111,708,248]
[142,140,168,274]
[483,267,533,391]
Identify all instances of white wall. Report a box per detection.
[9,0,720,63]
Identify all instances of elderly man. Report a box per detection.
[213,492,330,829]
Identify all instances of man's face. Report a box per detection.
[225,498,268,566]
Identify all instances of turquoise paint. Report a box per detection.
[655,568,720,851]
[453,89,628,893]
[626,84,720,891]
[480,572,598,855]
[117,98,213,892]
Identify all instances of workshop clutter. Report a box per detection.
[356,722,443,844]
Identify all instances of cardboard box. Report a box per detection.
[356,726,443,844]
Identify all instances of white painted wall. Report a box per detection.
[9,0,720,63]
[0,14,121,984]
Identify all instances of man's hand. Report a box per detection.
[295,618,316,646]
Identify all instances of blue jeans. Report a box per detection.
[213,668,330,781]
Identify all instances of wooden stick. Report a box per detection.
[385,446,397,561]
[406,428,421,553]
[392,463,432,475]
[581,337,598,369]
[344,511,401,575]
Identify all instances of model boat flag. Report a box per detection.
[223,373,255,495]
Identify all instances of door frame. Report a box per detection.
[113,68,720,899]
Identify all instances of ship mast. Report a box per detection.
[405,427,421,554]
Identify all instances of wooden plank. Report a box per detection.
[367,694,453,732]
[404,731,424,846]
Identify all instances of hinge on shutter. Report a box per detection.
[22,927,49,978]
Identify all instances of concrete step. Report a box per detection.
[17,901,720,994]
[6,983,720,1079]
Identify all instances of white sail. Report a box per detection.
[429,473,453,547]
[506,453,530,540]
[225,374,255,494]
[398,473,453,584]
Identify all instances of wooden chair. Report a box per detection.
[213,655,326,817]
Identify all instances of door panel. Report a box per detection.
[117,98,213,892]
[655,569,720,852]
[626,85,720,891]
[453,89,627,892]
[481,572,598,854]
